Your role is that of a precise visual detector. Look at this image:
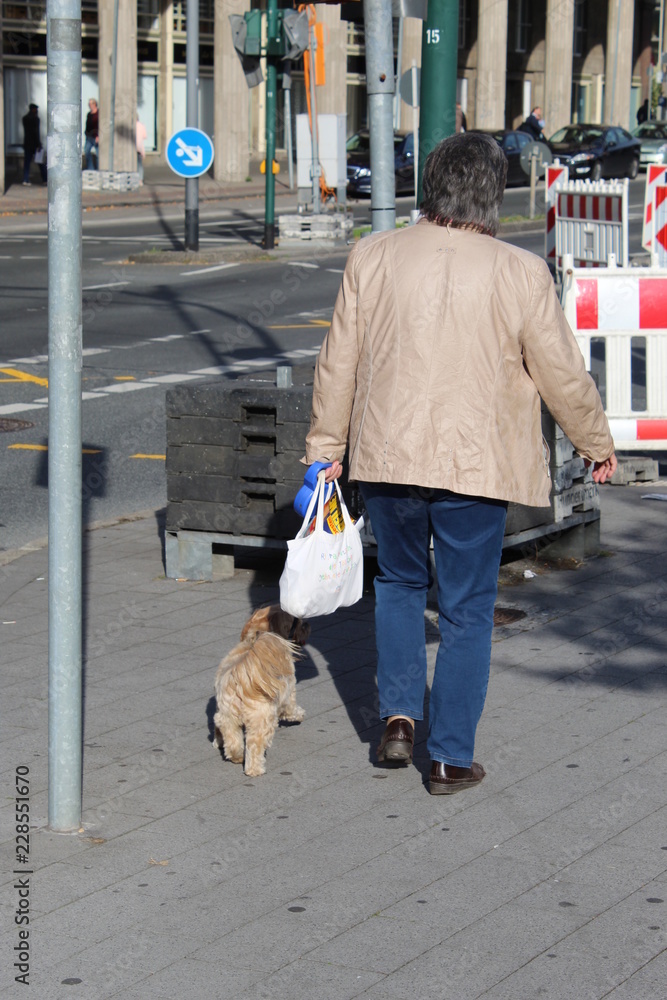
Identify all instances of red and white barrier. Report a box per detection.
[545,163,568,262]
[561,254,667,449]
[642,164,667,251]
[555,179,629,270]
[655,185,667,268]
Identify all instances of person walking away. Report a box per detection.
[22,104,47,185]
[136,116,148,182]
[304,132,616,796]
[84,98,99,170]
[519,106,545,141]
[455,102,467,133]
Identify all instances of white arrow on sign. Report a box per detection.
[175,136,203,168]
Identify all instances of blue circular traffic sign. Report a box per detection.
[166,128,215,178]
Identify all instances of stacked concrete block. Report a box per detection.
[278,213,354,241]
[165,378,601,579]
[166,381,313,540]
[82,170,141,192]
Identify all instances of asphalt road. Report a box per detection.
[0,179,649,553]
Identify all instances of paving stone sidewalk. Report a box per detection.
[1,484,667,999]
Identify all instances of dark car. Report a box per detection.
[471,129,535,185]
[546,124,641,180]
[346,130,415,197]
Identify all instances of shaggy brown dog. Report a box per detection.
[213,622,305,777]
[239,604,310,646]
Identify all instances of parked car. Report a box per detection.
[346,130,415,197]
[470,129,535,185]
[546,124,641,180]
[631,121,667,169]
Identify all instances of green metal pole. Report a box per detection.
[416,0,459,206]
[264,0,278,248]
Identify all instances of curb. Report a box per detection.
[0,507,162,568]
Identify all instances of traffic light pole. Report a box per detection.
[264,0,278,249]
[416,0,459,206]
[185,0,199,251]
[363,0,395,233]
[47,0,83,833]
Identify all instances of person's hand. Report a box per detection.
[585,453,617,484]
[323,460,343,482]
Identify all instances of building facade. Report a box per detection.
[1,0,665,189]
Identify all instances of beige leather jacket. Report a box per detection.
[305,220,614,507]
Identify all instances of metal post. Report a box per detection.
[108,0,119,170]
[284,60,295,190]
[394,16,404,131]
[264,0,278,248]
[363,0,395,233]
[416,0,459,206]
[529,146,538,219]
[185,0,199,251]
[308,23,321,215]
[47,0,83,833]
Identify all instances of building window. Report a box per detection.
[573,0,587,58]
[515,0,531,54]
[173,0,214,37]
[138,0,159,33]
[458,0,470,50]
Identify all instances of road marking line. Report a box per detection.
[114,376,136,381]
[20,255,45,259]
[131,453,166,460]
[189,365,235,375]
[268,322,329,329]
[8,444,103,453]
[82,281,130,290]
[287,261,320,269]
[189,329,211,335]
[142,374,204,383]
[82,348,110,357]
[326,268,345,273]
[149,334,187,342]
[91,382,154,393]
[179,263,241,276]
[7,355,49,365]
[0,402,47,414]
[0,368,49,386]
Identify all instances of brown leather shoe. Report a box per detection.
[429,760,486,795]
[377,718,414,763]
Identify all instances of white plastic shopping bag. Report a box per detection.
[280,471,364,619]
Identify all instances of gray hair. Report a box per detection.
[420,132,508,237]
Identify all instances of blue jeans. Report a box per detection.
[359,483,507,767]
[84,136,98,170]
[23,150,47,184]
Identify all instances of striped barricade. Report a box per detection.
[642,164,667,251]
[561,254,667,449]
[545,163,569,263]
[555,179,629,270]
[655,185,667,268]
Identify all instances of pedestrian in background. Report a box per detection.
[305,132,616,796]
[84,98,99,170]
[22,103,47,186]
[136,115,148,182]
[455,102,467,133]
[519,106,545,141]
